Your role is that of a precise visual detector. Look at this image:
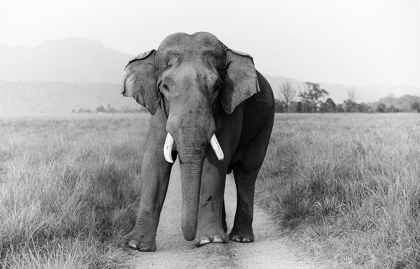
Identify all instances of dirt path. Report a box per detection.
[131,161,325,269]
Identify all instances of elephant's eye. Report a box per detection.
[158,81,170,93]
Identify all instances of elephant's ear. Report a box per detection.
[221,49,260,114]
[122,50,160,115]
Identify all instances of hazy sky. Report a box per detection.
[1,0,419,87]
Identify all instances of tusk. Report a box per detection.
[163,133,174,163]
[210,134,224,161]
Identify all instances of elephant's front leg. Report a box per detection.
[126,115,174,252]
[194,150,228,246]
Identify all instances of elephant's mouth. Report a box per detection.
[163,133,224,163]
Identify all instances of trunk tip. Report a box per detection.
[182,228,196,241]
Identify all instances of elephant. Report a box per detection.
[121,32,275,252]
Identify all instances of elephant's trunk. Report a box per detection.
[163,130,224,241]
[176,132,207,240]
[179,155,204,240]
[164,110,209,240]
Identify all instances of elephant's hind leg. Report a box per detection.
[230,117,274,243]
[230,167,259,242]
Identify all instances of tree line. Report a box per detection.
[276,81,420,113]
[72,104,147,114]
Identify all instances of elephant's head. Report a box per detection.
[122,32,259,241]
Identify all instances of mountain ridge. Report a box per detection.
[0,37,133,83]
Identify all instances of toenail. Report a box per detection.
[213,236,223,243]
[233,236,241,242]
[128,240,138,249]
[200,237,211,245]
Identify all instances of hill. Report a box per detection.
[0,81,139,114]
[0,37,132,83]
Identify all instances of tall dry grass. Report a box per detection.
[0,114,149,268]
[3,113,420,268]
[257,113,420,268]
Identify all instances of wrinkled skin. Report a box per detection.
[122,32,274,251]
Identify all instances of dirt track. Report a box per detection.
[131,161,325,269]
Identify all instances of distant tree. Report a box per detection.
[288,101,298,113]
[279,80,296,113]
[358,103,372,113]
[296,101,303,113]
[274,99,286,113]
[347,87,358,102]
[386,105,399,113]
[411,102,420,112]
[344,99,359,112]
[106,103,117,113]
[375,103,387,113]
[96,105,105,113]
[77,108,92,113]
[343,87,359,112]
[336,104,345,113]
[297,83,310,112]
[298,82,329,113]
[320,98,336,113]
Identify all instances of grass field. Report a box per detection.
[0,114,149,268]
[257,113,420,269]
[1,113,420,268]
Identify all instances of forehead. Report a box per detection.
[157,32,224,57]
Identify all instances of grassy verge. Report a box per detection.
[0,114,149,268]
[3,113,420,268]
[256,113,420,268]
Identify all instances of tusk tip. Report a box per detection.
[210,134,224,162]
[164,155,174,163]
[163,133,175,163]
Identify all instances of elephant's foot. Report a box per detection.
[229,227,254,243]
[125,230,156,252]
[194,229,229,247]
